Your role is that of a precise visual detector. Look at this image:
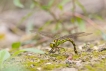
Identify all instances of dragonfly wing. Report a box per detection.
[57,32,92,40]
[30,29,53,38]
[75,32,92,37]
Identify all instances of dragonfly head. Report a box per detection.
[50,42,55,48]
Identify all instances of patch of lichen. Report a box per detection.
[3,43,106,71]
[77,49,106,71]
[42,63,67,70]
[72,54,80,60]
[12,51,67,71]
[23,46,106,71]
[26,60,66,71]
[99,50,106,55]
[82,58,106,71]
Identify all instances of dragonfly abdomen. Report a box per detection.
[66,38,77,54]
[56,38,78,54]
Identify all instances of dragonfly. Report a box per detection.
[31,30,92,54]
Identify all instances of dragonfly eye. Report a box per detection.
[50,42,55,48]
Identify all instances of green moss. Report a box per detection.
[81,58,106,71]
[81,52,88,56]
[99,51,106,55]
[73,54,80,60]
[4,41,106,71]
[43,64,56,70]
[56,55,66,60]
[85,65,95,71]
[42,63,66,70]
[92,51,99,57]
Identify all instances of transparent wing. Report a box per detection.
[57,32,92,40]
[31,29,92,40]
[30,29,53,38]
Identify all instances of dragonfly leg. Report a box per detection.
[49,47,61,53]
[49,48,56,53]
[57,47,66,53]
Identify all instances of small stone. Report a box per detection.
[93,46,99,51]
[76,60,82,66]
